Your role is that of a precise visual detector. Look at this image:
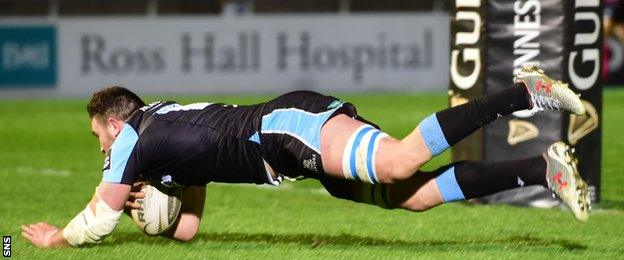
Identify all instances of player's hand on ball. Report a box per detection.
[130,183,182,235]
[126,181,147,210]
[21,222,62,248]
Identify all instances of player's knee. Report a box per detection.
[402,201,435,212]
[377,156,420,184]
[376,144,424,184]
[377,163,411,184]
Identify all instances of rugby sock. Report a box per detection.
[434,165,465,202]
[419,83,531,156]
[433,156,547,202]
[418,114,450,156]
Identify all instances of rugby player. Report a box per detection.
[21,65,591,248]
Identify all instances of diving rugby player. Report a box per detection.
[22,66,591,248]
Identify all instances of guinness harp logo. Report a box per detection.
[568,100,599,145]
[508,119,539,145]
[449,90,469,107]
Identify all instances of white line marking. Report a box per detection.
[15,166,71,177]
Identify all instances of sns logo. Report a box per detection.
[3,236,11,257]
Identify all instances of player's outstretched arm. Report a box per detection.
[21,182,131,248]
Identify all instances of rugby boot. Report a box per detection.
[543,141,591,222]
[514,65,586,115]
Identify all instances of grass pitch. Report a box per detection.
[1,89,623,258]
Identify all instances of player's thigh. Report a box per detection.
[320,114,410,183]
[320,114,366,179]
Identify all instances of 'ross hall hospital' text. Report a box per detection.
[79,31,435,83]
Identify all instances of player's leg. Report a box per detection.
[321,104,524,184]
[404,141,589,221]
[402,81,532,161]
[404,65,586,163]
[321,83,535,184]
[321,66,585,184]
[322,155,547,211]
[322,142,589,221]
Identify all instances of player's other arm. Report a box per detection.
[21,182,131,248]
[162,186,206,242]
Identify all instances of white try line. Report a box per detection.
[16,166,71,177]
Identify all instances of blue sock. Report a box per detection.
[418,114,450,156]
[434,166,465,203]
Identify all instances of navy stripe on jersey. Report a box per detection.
[102,124,139,183]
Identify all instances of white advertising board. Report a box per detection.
[2,14,449,96]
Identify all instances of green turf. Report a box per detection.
[1,89,623,258]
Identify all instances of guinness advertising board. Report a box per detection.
[450,0,602,205]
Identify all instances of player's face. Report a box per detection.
[91,117,117,155]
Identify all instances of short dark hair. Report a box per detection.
[87,86,146,121]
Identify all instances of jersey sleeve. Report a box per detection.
[102,123,140,184]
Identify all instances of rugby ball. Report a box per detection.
[130,184,182,235]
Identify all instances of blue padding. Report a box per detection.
[249,131,260,144]
[349,126,374,180]
[261,108,338,153]
[102,124,139,183]
[365,130,381,183]
[434,167,465,202]
[418,114,449,156]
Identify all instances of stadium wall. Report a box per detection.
[0,14,449,97]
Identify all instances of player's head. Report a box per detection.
[87,86,145,154]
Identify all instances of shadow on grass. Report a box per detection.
[110,231,587,251]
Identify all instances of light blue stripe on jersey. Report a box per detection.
[261,108,338,153]
[349,126,374,180]
[102,123,139,183]
[365,130,381,183]
[434,166,465,202]
[418,114,449,156]
[249,131,260,144]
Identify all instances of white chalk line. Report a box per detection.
[15,166,71,177]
